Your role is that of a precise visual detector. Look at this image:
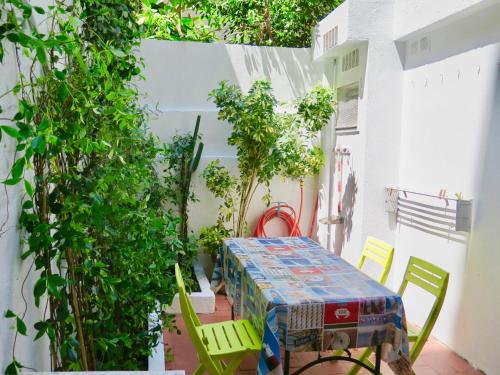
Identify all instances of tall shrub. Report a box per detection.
[206,80,334,237]
[1,0,180,371]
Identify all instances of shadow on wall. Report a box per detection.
[395,197,468,244]
[453,57,500,373]
[241,45,320,98]
[334,171,357,255]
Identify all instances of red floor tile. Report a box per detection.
[164,295,482,375]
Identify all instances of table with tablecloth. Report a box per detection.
[210,237,411,375]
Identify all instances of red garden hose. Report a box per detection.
[308,193,319,238]
[254,185,304,237]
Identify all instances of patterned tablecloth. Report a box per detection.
[211,237,411,375]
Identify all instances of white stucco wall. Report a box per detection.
[395,3,500,372]
[394,0,491,39]
[0,26,50,375]
[137,40,327,238]
[314,0,403,273]
[315,0,500,373]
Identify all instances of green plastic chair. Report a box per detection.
[357,236,395,285]
[332,237,395,357]
[347,256,449,375]
[175,264,262,375]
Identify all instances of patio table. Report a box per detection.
[211,237,411,375]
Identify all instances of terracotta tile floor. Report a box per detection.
[164,295,482,375]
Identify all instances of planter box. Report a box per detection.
[164,261,215,315]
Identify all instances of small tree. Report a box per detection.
[206,80,334,237]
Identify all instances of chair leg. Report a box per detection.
[222,353,246,375]
[193,364,206,375]
[347,347,374,375]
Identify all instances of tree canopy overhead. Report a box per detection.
[140,0,343,47]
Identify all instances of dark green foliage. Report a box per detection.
[139,0,220,42]
[137,0,344,47]
[212,0,343,47]
[1,0,181,371]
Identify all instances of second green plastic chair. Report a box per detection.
[175,264,262,375]
[357,236,395,285]
[333,236,394,357]
[347,256,449,375]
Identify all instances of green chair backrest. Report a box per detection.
[357,236,395,284]
[398,256,449,364]
[175,264,222,374]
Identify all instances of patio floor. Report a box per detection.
[164,295,482,375]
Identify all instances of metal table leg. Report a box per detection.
[375,345,382,375]
[290,345,384,375]
[284,351,290,375]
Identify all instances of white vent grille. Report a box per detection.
[409,36,431,56]
[336,82,359,129]
[323,26,338,52]
[341,49,359,72]
[419,36,430,52]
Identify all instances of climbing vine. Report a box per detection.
[1,0,181,372]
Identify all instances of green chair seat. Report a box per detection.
[175,263,262,375]
[196,319,262,357]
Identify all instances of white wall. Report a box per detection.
[395,3,500,372]
[315,0,500,373]
[313,0,404,276]
[394,0,490,39]
[0,22,50,375]
[138,40,327,238]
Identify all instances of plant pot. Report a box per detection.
[198,248,218,281]
[164,261,215,314]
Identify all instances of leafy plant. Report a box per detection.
[162,116,204,289]
[198,159,238,255]
[136,0,343,48]
[206,80,335,237]
[0,0,182,372]
[137,0,221,42]
[199,221,232,258]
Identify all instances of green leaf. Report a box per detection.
[110,47,126,58]
[5,309,16,318]
[36,47,47,64]
[47,275,64,300]
[6,33,20,43]
[31,136,46,154]
[54,70,66,80]
[58,83,69,101]
[67,348,78,361]
[33,278,46,307]
[2,177,22,186]
[34,6,45,14]
[24,180,33,197]
[5,361,19,375]
[22,200,33,209]
[34,321,47,340]
[11,158,25,179]
[16,317,27,335]
[0,125,21,139]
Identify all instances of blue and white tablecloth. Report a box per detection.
[211,237,411,375]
